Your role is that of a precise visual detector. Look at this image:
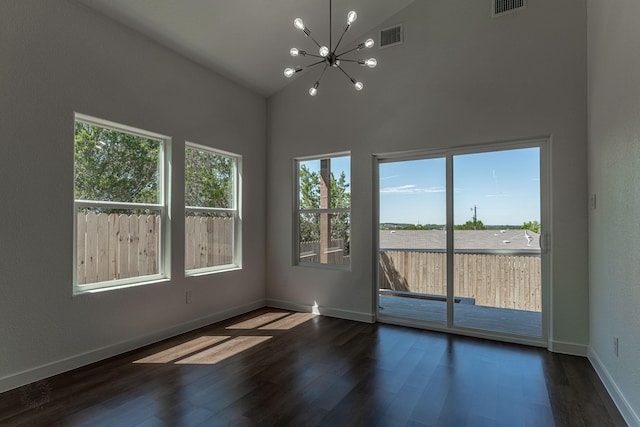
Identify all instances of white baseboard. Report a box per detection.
[589,348,640,427]
[548,339,588,356]
[0,299,266,394]
[266,299,374,323]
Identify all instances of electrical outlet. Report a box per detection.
[590,193,597,210]
[613,337,619,357]
[185,291,192,305]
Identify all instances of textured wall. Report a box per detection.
[267,0,588,349]
[588,0,640,422]
[0,0,266,391]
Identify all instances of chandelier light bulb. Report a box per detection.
[309,84,319,96]
[354,81,364,91]
[290,48,299,57]
[284,67,296,78]
[319,46,330,57]
[294,18,305,30]
[347,11,357,24]
[365,38,375,48]
[364,58,377,68]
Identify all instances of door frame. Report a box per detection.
[373,137,551,348]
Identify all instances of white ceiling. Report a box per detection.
[75,0,415,97]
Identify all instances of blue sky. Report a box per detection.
[300,149,540,226]
[379,148,540,226]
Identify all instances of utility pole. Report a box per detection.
[471,205,477,230]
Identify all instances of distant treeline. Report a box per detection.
[380,223,526,231]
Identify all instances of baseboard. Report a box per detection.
[548,339,588,356]
[0,299,266,394]
[266,298,375,323]
[589,348,640,427]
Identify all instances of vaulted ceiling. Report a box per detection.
[76,0,415,97]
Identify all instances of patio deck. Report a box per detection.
[378,294,542,337]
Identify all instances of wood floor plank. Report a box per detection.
[0,308,627,427]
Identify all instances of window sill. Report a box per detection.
[73,276,170,295]
[295,263,351,272]
[185,265,242,278]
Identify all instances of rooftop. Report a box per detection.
[379,229,540,252]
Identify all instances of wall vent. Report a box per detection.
[493,0,526,17]
[379,24,403,48]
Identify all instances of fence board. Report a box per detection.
[298,240,349,265]
[77,213,86,285]
[85,213,98,284]
[107,214,118,280]
[97,214,109,282]
[118,215,130,280]
[146,215,158,274]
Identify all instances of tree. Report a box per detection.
[185,147,233,209]
[74,122,159,206]
[521,220,541,234]
[298,164,351,252]
[454,220,487,230]
[399,224,433,230]
[75,122,233,216]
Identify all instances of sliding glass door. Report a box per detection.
[377,141,547,342]
[378,157,447,325]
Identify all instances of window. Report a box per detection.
[185,143,241,274]
[74,114,170,292]
[296,154,351,267]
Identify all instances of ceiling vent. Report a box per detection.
[379,24,403,48]
[493,0,526,17]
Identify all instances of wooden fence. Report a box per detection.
[299,240,350,265]
[379,251,541,312]
[184,216,233,270]
[77,213,233,284]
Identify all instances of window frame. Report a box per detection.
[184,142,242,276]
[73,113,171,293]
[294,152,351,269]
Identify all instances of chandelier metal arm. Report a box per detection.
[334,58,358,63]
[332,25,350,55]
[329,0,332,52]
[335,44,362,58]
[302,52,325,59]
[305,59,327,70]
[306,32,323,50]
[336,64,357,84]
[317,63,329,84]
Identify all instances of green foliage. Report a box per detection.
[298,164,351,252]
[185,148,234,208]
[74,122,160,204]
[454,220,487,230]
[521,220,541,234]
[380,223,440,230]
[398,224,433,230]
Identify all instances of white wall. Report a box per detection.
[588,0,640,424]
[267,0,589,350]
[0,0,266,392]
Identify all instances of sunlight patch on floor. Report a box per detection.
[225,312,291,330]
[175,336,272,365]
[133,336,230,364]
[132,311,315,365]
[258,313,316,330]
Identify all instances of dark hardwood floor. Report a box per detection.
[0,308,626,426]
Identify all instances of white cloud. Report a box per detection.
[381,185,446,194]
[380,175,399,181]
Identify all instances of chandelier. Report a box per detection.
[284,0,377,96]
